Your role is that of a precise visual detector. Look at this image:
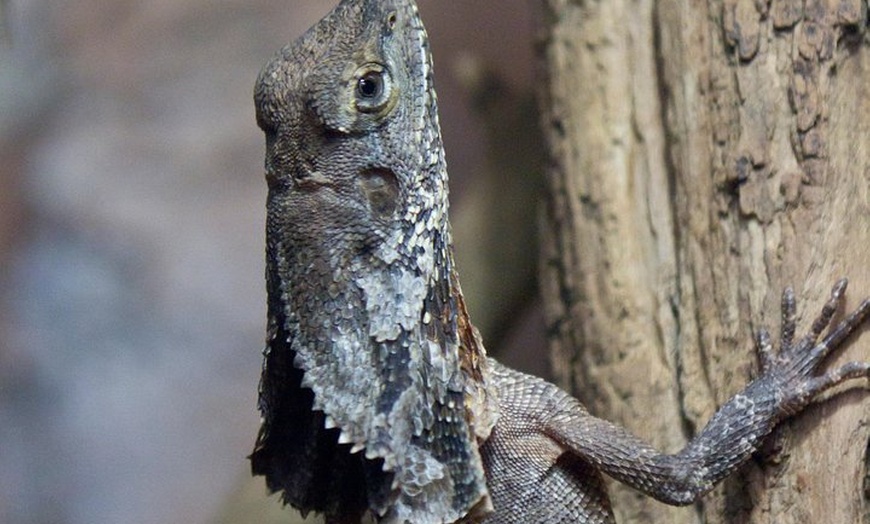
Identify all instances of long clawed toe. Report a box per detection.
[798,279,848,361]
[758,279,870,385]
[800,361,870,400]
[818,297,870,359]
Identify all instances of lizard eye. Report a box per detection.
[354,64,392,113]
[358,73,383,99]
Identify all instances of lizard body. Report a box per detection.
[250,1,870,522]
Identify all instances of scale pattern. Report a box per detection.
[251,1,870,522]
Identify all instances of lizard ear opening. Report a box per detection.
[359,167,400,219]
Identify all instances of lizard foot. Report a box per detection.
[753,278,870,415]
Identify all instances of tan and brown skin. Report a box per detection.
[249,1,870,523]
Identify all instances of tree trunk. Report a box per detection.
[539,1,870,523]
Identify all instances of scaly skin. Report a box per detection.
[249,1,870,522]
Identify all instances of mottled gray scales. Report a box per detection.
[250,1,870,522]
[480,363,615,523]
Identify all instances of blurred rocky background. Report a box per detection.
[0,1,545,523]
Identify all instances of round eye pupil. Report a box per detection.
[358,73,383,99]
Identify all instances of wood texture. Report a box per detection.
[539,0,870,522]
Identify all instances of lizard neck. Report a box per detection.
[265,168,497,521]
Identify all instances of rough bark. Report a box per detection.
[539,1,870,523]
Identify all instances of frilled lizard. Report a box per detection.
[249,1,870,522]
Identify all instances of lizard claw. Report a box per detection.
[762,279,870,415]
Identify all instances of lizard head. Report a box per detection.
[253,1,495,522]
[255,0,444,254]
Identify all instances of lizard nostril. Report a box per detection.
[386,11,398,32]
